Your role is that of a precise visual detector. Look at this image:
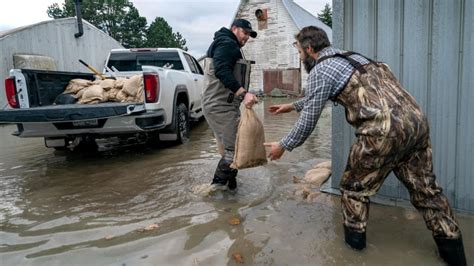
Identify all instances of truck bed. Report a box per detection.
[20,69,95,107]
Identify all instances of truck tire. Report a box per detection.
[175,103,190,144]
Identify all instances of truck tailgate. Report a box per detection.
[0,103,145,123]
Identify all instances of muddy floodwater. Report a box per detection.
[0,98,472,266]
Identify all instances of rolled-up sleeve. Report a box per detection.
[280,71,334,151]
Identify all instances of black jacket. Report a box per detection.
[206,27,243,93]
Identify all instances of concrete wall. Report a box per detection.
[0,17,123,109]
[331,0,474,212]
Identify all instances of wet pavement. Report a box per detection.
[0,98,472,266]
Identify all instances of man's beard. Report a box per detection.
[303,51,316,73]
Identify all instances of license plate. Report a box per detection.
[72,119,99,127]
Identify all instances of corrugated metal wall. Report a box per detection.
[0,18,123,109]
[331,0,474,212]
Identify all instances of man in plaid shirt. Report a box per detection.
[264,26,466,266]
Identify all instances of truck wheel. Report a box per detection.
[175,103,190,143]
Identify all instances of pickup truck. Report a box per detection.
[0,48,204,150]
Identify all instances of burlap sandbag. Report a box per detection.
[231,107,267,169]
[114,78,126,90]
[304,168,331,187]
[74,88,86,99]
[64,79,92,94]
[78,85,106,104]
[116,90,128,102]
[105,88,121,101]
[122,75,143,96]
[98,79,115,91]
[135,86,145,102]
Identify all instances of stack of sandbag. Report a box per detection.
[62,75,144,104]
[115,75,144,103]
[230,107,268,169]
[63,79,93,94]
[78,84,107,104]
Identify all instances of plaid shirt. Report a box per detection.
[280,46,370,151]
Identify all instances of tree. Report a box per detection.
[317,3,332,28]
[116,5,147,48]
[47,0,147,48]
[145,17,188,50]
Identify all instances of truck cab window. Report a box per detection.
[107,51,184,71]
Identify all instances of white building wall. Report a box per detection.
[236,0,303,92]
[0,18,123,109]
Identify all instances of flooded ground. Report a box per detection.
[0,98,472,266]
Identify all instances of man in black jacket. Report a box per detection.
[202,19,258,191]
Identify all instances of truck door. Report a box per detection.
[183,53,204,111]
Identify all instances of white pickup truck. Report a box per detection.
[0,48,204,150]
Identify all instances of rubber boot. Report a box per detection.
[211,158,238,191]
[434,236,467,266]
[227,174,237,191]
[344,226,366,250]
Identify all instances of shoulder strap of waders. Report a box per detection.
[317,51,377,74]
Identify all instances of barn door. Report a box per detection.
[263,68,300,95]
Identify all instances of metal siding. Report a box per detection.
[351,0,376,57]
[430,0,462,203]
[330,0,348,190]
[457,0,474,211]
[0,18,124,109]
[374,0,403,198]
[402,0,430,111]
[332,0,474,212]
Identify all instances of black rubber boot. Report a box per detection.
[434,236,467,266]
[344,226,366,250]
[227,175,237,191]
[211,158,238,190]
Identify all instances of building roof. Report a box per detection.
[0,18,113,40]
[282,0,332,41]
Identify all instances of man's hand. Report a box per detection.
[268,103,295,114]
[243,92,258,108]
[236,87,257,108]
[263,142,285,161]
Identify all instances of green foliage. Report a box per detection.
[46,0,187,49]
[145,17,188,50]
[317,3,332,28]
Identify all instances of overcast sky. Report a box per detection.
[0,0,330,57]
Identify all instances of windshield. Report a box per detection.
[107,51,184,71]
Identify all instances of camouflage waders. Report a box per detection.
[319,53,465,264]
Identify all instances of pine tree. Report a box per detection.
[317,3,332,28]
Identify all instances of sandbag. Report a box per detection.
[105,88,121,101]
[231,107,267,169]
[122,75,143,96]
[64,79,92,94]
[115,90,128,102]
[114,78,126,90]
[304,168,331,187]
[313,161,331,169]
[78,85,106,104]
[75,88,86,99]
[98,79,115,91]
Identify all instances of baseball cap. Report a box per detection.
[232,19,257,38]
